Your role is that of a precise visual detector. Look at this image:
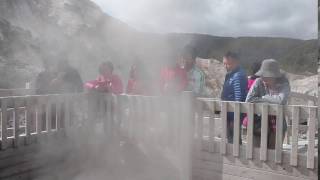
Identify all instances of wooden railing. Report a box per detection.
[0,91,317,179]
[195,98,318,169]
[0,93,87,150]
[288,92,318,106]
[0,88,35,97]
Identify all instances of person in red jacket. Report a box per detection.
[85,61,123,94]
[160,59,188,95]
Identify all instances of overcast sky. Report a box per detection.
[91,0,317,40]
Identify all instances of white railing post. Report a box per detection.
[275,104,284,163]
[45,96,52,137]
[25,96,33,144]
[220,101,227,155]
[208,101,215,153]
[115,95,123,139]
[1,98,8,150]
[233,102,240,157]
[196,100,204,153]
[307,107,316,169]
[180,91,194,180]
[290,106,299,166]
[246,103,254,159]
[13,97,22,147]
[64,95,71,137]
[128,96,134,140]
[260,104,268,161]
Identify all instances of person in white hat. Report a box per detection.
[245,59,290,149]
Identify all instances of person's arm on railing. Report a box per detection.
[246,78,290,105]
[245,79,262,103]
[260,82,290,105]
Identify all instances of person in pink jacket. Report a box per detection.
[247,61,262,91]
[242,61,261,127]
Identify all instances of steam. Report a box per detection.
[29,94,186,180]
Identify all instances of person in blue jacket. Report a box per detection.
[221,51,248,143]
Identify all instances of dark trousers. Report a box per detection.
[227,112,245,144]
[253,115,287,149]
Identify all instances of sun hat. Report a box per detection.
[255,59,282,78]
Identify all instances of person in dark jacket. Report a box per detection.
[50,59,84,94]
[35,60,56,95]
[221,51,248,143]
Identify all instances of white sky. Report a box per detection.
[91,0,317,40]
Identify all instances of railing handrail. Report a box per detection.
[289,91,318,103]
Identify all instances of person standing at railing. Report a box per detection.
[221,51,248,143]
[85,61,123,129]
[245,59,290,149]
[50,59,84,94]
[182,45,206,97]
[242,61,262,127]
[35,58,84,131]
[126,59,151,95]
[85,61,123,94]
[160,58,188,96]
[35,60,56,95]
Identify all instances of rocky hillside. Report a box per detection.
[0,19,42,88]
[0,0,317,89]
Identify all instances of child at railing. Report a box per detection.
[245,59,289,149]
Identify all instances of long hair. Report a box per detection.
[250,61,262,79]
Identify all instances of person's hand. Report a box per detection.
[95,81,112,92]
[50,72,66,86]
[50,78,62,87]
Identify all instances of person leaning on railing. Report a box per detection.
[245,59,290,149]
[160,57,188,96]
[84,61,123,126]
[127,59,152,95]
[85,61,123,94]
[182,45,206,97]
